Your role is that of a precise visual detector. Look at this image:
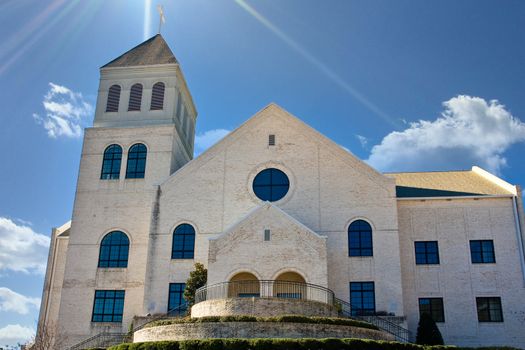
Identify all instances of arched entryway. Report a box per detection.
[228,272,260,298]
[274,271,307,300]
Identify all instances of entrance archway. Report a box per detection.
[274,271,306,300]
[228,272,260,298]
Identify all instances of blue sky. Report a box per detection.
[1,0,524,346]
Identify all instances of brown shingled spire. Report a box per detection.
[102,34,178,68]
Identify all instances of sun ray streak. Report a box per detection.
[233,0,399,128]
[144,0,152,40]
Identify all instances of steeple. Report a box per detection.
[101,34,178,68]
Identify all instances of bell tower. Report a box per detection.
[94,34,197,172]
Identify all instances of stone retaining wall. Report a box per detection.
[191,297,338,318]
[133,321,395,343]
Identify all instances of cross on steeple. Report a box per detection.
[157,4,165,34]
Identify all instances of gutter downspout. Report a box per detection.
[512,194,525,286]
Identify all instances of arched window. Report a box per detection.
[150,82,165,110]
[125,143,147,179]
[128,83,143,111]
[106,85,121,112]
[348,220,373,257]
[100,144,122,180]
[98,231,129,268]
[171,224,195,259]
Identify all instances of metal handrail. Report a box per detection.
[68,303,188,349]
[195,280,335,306]
[335,298,411,343]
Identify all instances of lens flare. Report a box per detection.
[233,0,399,128]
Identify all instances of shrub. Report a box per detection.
[415,313,444,345]
[146,314,377,330]
[107,339,522,350]
[183,263,207,307]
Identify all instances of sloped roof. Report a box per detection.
[102,34,177,68]
[385,170,514,198]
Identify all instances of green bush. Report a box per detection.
[106,339,522,350]
[146,314,377,330]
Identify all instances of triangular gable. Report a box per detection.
[160,103,394,191]
[210,202,325,244]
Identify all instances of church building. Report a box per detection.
[37,35,525,349]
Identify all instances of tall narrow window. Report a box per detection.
[98,231,129,268]
[172,224,195,259]
[476,297,503,322]
[168,283,187,315]
[100,144,122,180]
[350,282,375,316]
[125,143,147,179]
[348,220,373,257]
[106,85,121,112]
[92,290,125,322]
[150,82,165,110]
[128,83,143,111]
[415,241,440,265]
[269,134,276,146]
[419,298,445,322]
[470,240,495,263]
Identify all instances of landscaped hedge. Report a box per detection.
[98,338,520,350]
[146,315,378,330]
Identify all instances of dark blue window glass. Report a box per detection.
[415,241,440,265]
[476,297,503,322]
[92,290,125,322]
[98,231,129,268]
[101,144,122,180]
[470,240,495,263]
[168,283,187,315]
[126,143,147,179]
[350,282,375,316]
[252,168,290,202]
[172,224,195,259]
[419,298,445,322]
[348,220,373,257]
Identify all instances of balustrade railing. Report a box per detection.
[195,280,335,306]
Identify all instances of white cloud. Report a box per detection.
[0,217,50,275]
[33,82,93,139]
[0,287,40,315]
[367,95,525,174]
[355,134,368,148]
[194,129,230,155]
[0,324,34,346]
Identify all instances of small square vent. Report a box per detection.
[264,229,271,241]
[268,134,276,146]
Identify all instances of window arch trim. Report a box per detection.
[98,230,130,268]
[171,223,196,259]
[100,144,123,180]
[150,82,165,110]
[125,143,147,179]
[128,83,143,111]
[348,219,373,257]
[106,84,121,112]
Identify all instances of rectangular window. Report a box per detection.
[92,290,125,322]
[419,298,445,322]
[264,229,271,241]
[470,240,495,264]
[168,283,187,315]
[238,293,261,298]
[350,282,375,316]
[269,134,276,146]
[476,297,503,322]
[415,241,440,265]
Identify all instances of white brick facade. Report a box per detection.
[37,37,525,349]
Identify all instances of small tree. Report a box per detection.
[416,313,444,345]
[184,263,207,308]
